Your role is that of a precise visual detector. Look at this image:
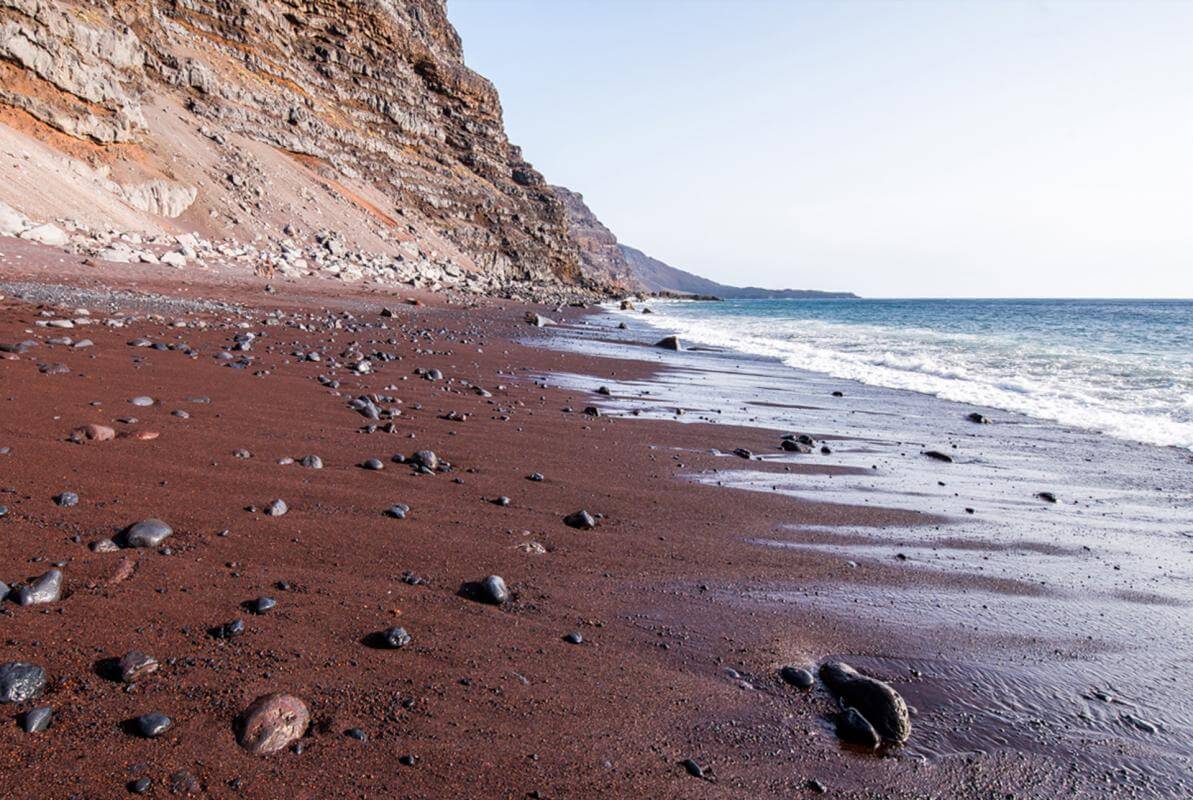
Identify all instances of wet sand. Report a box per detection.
[0,243,1189,798]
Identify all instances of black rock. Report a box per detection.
[118,651,159,683]
[244,597,277,614]
[779,666,815,689]
[361,458,384,470]
[835,707,880,748]
[831,390,844,397]
[211,619,245,639]
[681,758,706,778]
[0,662,46,703]
[345,727,368,741]
[583,406,601,417]
[1038,491,1058,503]
[563,632,583,645]
[655,335,682,351]
[596,386,611,395]
[54,491,79,507]
[385,503,410,519]
[128,777,152,794]
[564,510,596,530]
[780,440,812,453]
[492,496,511,507]
[22,706,52,733]
[381,626,412,648]
[299,454,323,469]
[819,661,911,743]
[967,412,992,424]
[527,472,544,482]
[133,712,172,738]
[732,448,753,459]
[922,450,954,463]
[469,575,509,605]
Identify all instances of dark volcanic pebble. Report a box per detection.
[779,666,815,689]
[346,727,368,741]
[380,627,412,648]
[681,758,706,778]
[361,458,384,470]
[1038,491,1058,503]
[299,454,323,469]
[564,510,596,530]
[655,335,682,351]
[118,651,159,683]
[0,662,46,703]
[129,777,152,794]
[244,597,277,614]
[475,575,508,605]
[385,504,410,519]
[54,491,79,507]
[527,472,544,482]
[211,619,246,639]
[967,412,992,424]
[563,631,583,645]
[835,707,880,748]
[133,712,172,738]
[22,706,52,733]
[922,450,954,463]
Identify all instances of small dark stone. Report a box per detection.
[118,651,159,683]
[54,491,79,507]
[807,778,827,794]
[922,450,954,463]
[563,632,583,645]
[1037,491,1058,503]
[22,706,52,733]
[967,412,992,424]
[129,777,152,794]
[133,712,172,738]
[835,707,880,748]
[492,496,511,507]
[361,458,384,470]
[655,335,682,351]
[211,619,245,639]
[681,758,706,778]
[527,473,544,482]
[345,727,368,741]
[831,390,844,397]
[381,627,412,648]
[564,510,596,530]
[244,597,277,614]
[385,504,410,519]
[732,447,753,459]
[471,575,508,605]
[779,666,815,689]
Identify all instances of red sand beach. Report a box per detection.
[0,244,1186,799]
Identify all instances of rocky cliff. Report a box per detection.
[0,0,581,286]
[550,185,639,291]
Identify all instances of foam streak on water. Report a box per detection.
[616,298,1193,450]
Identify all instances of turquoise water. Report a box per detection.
[617,298,1193,449]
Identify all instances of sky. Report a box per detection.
[449,0,1193,298]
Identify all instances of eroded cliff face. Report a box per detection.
[552,185,640,291]
[0,0,581,284]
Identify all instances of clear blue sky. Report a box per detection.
[449,0,1193,298]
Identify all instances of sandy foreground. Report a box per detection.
[0,242,1187,799]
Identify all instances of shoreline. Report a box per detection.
[0,243,1189,797]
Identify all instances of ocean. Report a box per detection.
[616,297,1193,451]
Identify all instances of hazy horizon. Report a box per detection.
[450,0,1193,299]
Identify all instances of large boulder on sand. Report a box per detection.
[819,661,911,743]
